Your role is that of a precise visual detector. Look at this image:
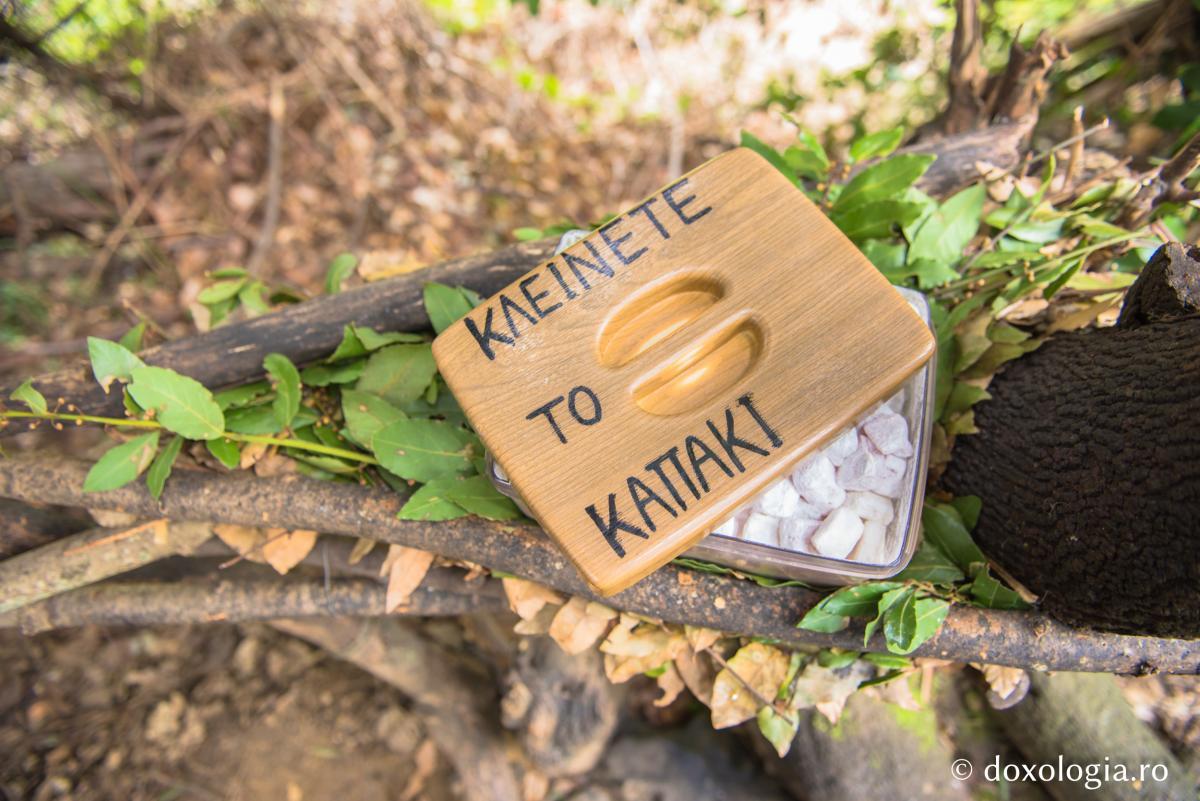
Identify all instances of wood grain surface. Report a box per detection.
[433,148,934,595]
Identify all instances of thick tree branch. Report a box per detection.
[1,457,1197,674]
[0,570,507,634]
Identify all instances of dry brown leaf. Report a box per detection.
[89,509,140,528]
[674,646,717,706]
[399,739,437,801]
[347,537,376,565]
[548,597,614,655]
[654,663,687,708]
[976,664,1027,701]
[684,625,722,653]
[521,769,549,801]
[789,661,873,724]
[871,673,921,711]
[710,643,790,729]
[213,523,269,565]
[502,577,564,621]
[513,603,558,636]
[358,249,425,281]
[239,441,270,469]
[1047,297,1121,334]
[262,528,318,574]
[601,622,688,683]
[384,545,435,612]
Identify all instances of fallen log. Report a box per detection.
[1,457,1197,674]
[943,243,1200,637]
[0,239,557,436]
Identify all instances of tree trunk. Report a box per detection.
[943,243,1200,637]
[992,671,1194,801]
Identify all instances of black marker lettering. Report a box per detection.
[627,476,677,532]
[546,262,578,300]
[685,434,733,493]
[663,177,712,225]
[586,493,649,558]
[599,218,648,266]
[737,393,782,448]
[629,198,670,240]
[519,272,561,319]
[465,306,514,361]
[567,385,602,426]
[499,293,539,339]
[706,407,770,473]
[526,396,566,444]
[645,448,688,510]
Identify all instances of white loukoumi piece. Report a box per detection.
[861,408,914,457]
[844,491,895,525]
[851,520,889,564]
[809,507,864,558]
[712,515,740,537]
[836,445,905,498]
[821,426,859,467]
[754,478,801,518]
[791,454,845,514]
[778,516,820,552]
[884,388,907,413]
[740,512,780,547]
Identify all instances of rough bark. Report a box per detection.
[0,570,505,634]
[273,617,522,801]
[501,636,621,777]
[943,244,1200,637]
[0,498,94,559]
[0,239,556,435]
[3,457,1199,673]
[0,519,211,614]
[992,672,1194,801]
[756,690,971,801]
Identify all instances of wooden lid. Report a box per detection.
[432,148,935,595]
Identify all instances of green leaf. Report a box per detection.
[341,390,406,449]
[10,379,47,415]
[206,437,240,469]
[145,435,183,501]
[441,475,522,520]
[740,131,800,186]
[88,337,146,393]
[816,648,859,669]
[356,344,438,405]
[211,266,247,279]
[326,325,424,363]
[969,568,1029,610]
[849,127,903,163]
[513,227,544,241]
[895,540,966,584]
[423,282,476,334]
[128,366,224,440]
[795,605,849,633]
[300,361,364,386]
[831,200,924,242]
[944,382,990,417]
[909,258,959,290]
[83,432,160,492]
[862,652,912,670]
[263,353,302,429]
[224,404,314,434]
[950,495,982,531]
[324,252,358,295]
[756,707,799,758]
[888,598,949,654]
[238,281,271,316]
[908,183,985,268]
[214,381,270,410]
[882,588,918,652]
[398,477,469,520]
[832,154,935,216]
[118,321,146,352]
[922,502,986,572]
[371,418,477,481]
[197,277,248,305]
[865,586,911,645]
[816,581,904,617]
[1043,256,1085,299]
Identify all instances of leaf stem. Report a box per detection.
[1,409,378,466]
